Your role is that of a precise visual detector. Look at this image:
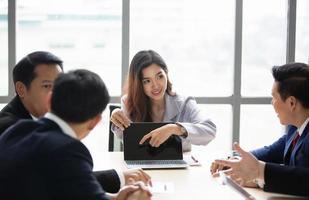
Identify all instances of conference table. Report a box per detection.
[93,148,306,200]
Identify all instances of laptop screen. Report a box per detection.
[123,122,183,160]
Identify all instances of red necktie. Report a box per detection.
[291,132,300,150]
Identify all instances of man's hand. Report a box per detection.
[214,143,264,186]
[126,181,152,200]
[210,160,231,177]
[111,181,152,200]
[211,155,240,177]
[123,169,152,186]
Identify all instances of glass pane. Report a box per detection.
[0,0,8,96]
[242,0,286,96]
[17,0,122,96]
[195,104,232,154]
[295,0,309,63]
[130,0,234,97]
[240,105,284,151]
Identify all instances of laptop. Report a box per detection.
[219,172,256,200]
[123,122,188,169]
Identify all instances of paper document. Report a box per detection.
[150,181,174,194]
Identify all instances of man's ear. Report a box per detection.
[46,91,52,112]
[288,96,297,111]
[15,81,27,98]
[87,115,102,131]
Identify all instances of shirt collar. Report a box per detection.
[30,114,38,121]
[44,112,78,139]
[298,117,309,136]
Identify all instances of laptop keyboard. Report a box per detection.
[125,160,188,169]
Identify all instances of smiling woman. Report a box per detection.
[110,50,217,152]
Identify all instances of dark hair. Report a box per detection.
[125,50,174,122]
[272,62,309,108]
[13,51,63,88]
[51,69,110,123]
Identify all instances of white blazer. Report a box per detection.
[112,93,216,152]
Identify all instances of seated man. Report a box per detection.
[0,51,63,134]
[211,63,309,184]
[0,51,150,193]
[0,69,152,200]
[214,143,309,196]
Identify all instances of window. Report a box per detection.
[17,0,122,96]
[240,105,284,150]
[242,0,286,96]
[295,0,309,63]
[196,105,232,153]
[0,0,8,96]
[130,0,234,97]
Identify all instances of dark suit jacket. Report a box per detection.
[0,118,111,200]
[0,96,32,134]
[251,124,309,167]
[264,163,309,196]
[0,96,121,193]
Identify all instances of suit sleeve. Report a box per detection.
[250,134,286,163]
[93,169,120,193]
[111,96,128,140]
[42,141,109,200]
[264,163,309,196]
[177,97,216,146]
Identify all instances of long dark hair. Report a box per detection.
[124,50,174,122]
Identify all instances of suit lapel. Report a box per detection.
[163,94,179,121]
[284,123,309,165]
[284,126,298,164]
[289,123,309,164]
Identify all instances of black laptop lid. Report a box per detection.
[123,122,183,160]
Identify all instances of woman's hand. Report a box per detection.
[110,108,131,131]
[139,124,180,147]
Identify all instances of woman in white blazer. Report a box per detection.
[110,50,216,152]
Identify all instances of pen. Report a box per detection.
[191,155,198,163]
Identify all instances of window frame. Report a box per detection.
[0,0,297,149]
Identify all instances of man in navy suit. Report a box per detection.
[211,62,309,193]
[0,51,151,193]
[0,69,152,200]
[250,63,309,167]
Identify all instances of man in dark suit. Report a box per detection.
[0,51,151,193]
[211,62,309,193]
[214,143,309,196]
[250,63,309,167]
[0,51,63,134]
[0,69,152,200]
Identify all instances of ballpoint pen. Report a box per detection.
[191,155,198,163]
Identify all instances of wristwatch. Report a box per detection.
[176,123,188,138]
